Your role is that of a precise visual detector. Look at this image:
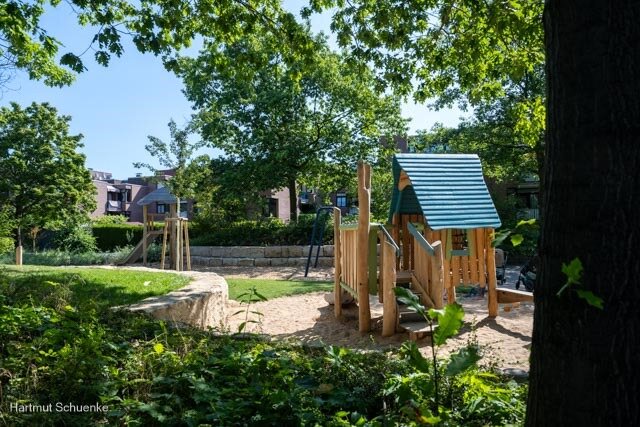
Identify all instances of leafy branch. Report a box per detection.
[557,257,603,310]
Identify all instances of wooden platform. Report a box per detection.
[399,321,436,341]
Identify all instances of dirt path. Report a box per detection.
[196,266,533,372]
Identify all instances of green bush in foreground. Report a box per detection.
[0,269,527,426]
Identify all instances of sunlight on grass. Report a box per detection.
[0,266,189,308]
[226,278,333,301]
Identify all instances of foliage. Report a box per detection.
[0,248,132,266]
[191,214,333,247]
[306,0,544,104]
[91,214,129,225]
[48,220,97,253]
[0,266,526,425]
[178,30,406,221]
[92,223,143,251]
[0,0,313,89]
[0,102,96,248]
[557,258,603,310]
[134,119,208,203]
[226,279,333,301]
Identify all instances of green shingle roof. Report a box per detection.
[389,154,501,230]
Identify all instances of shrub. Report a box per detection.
[0,237,13,254]
[91,214,129,225]
[190,214,333,246]
[49,222,97,253]
[0,248,132,266]
[92,223,143,251]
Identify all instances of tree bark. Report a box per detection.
[526,1,640,425]
[288,178,298,222]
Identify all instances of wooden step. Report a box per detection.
[396,270,412,284]
[399,321,437,341]
[398,311,425,323]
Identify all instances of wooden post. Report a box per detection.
[476,228,486,289]
[333,207,342,318]
[486,228,498,317]
[468,229,479,283]
[168,205,175,269]
[451,256,461,297]
[381,238,397,337]
[142,205,148,266]
[184,221,191,271]
[160,221,169,270]
[461,256,470,286]
[15,245,23,266]
[176,219,182,271]
[430,241,445,308]
[357,161,371,333]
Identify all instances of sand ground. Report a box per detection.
[194,265,533,372]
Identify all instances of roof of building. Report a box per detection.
[389,153,501,230]
[136,186,177,206]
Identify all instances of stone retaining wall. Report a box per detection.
[189,245,335,267]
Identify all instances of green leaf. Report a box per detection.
[432,303,464,346]
[516,218,537,227]
[561,257,583,286]
[153,343,164,354]
[509,233,524,247]
[492,230,510,247]
[394,287,428,318]
[576,290,604,310]
[445,346,481,376]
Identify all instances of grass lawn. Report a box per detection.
[0,265,189,308]
[226,278,333,300]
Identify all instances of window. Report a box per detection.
[336,193,347,208]
[156,204,167,214]
[268,198,278,218]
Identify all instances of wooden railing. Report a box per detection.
[378,225,399,336]
[407,222,445,309]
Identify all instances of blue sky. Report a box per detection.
[0,3,466,179]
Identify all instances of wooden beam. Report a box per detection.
[486,228,498,317]
[357,161,372,332]
[333,207,342,318]
[382,239,397,337]
[497,289,534,304]
[398,170,412,191]
[143,205,149,266]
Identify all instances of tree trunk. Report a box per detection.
[288,179,298,222]
[526,1,640,425]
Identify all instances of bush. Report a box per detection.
[0,248,132,266]
[0,237,13,254]
[50,222,97,253]
[91,214,129,225]
[92,223,143,251]
[190,214,334,246]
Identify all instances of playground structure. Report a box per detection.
[333,154,533,337]
[120,187,191,271]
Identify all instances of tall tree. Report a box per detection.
[0,102,95,249]
[526,1,640,424]
[307,0,546,178]
[179,32,406,221]
[134,119,207,206]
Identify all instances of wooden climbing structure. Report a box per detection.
[120,187,191,271]
[334,154,532,338]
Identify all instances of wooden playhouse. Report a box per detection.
[333,154,532,337]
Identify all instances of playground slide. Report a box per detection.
[119,233,158,265]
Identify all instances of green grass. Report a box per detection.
[0,265,189,308]
[226,278,333,300]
